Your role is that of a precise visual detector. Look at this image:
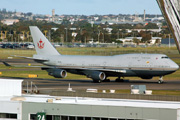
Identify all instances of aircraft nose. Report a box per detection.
[173,63,179,71]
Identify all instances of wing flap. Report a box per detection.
[55,66,126,74]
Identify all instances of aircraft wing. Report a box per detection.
[3,63,126,74]
[41,66,127,74]
[63,67,126,73]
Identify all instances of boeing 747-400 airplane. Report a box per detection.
[13,26,177,83]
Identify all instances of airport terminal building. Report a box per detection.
[0,79,180,120]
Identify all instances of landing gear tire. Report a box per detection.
[158,80,163,84]
[115,77,124,82]
[103,79,110,82]
[93,79,102,83]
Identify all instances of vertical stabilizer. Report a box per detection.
[29,26,60,55]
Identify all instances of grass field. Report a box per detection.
[0,46,179,58]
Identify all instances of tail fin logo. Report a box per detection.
[37,39,45,49]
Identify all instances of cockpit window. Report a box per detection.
[161,56,169,59]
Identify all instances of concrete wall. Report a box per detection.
[0,101,22,120]
[49,90,180,102]
[22,102,177,120]
[0,79,23,96]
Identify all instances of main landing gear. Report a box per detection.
[158,76,164,84]
[115,77,124,82]
[103,79,110,82]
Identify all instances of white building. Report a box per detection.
[117,37,162,44]
[0,79,180,120]
[119,29,162,33]
[1,19,19,25]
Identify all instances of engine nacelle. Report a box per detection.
[89,71,106,81]
[49,69,67,78]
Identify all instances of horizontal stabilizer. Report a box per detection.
[12,55,49,62]
[2,61,52,68]
[2,61,12,67]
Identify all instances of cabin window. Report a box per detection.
[161,56,169,59]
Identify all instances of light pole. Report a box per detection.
[11,34,13,43]
[27,31,30,43]
[22,31,25,42]
[14,31,16,43]
[169,34,171,48]
[117,30,119,39]
[102,32,104,43]
[44,30,48,38]
[4,31,8,39]
[48,30,51,42]
[65,28,68,43]
[0,31,2,40]
[98,30,100,43]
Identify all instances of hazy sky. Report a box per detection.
[0,0,161,15]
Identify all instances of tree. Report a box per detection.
[139,31,152,43]
[134,24,143,29]
[141,33,152,43]
[26,12,32,16]
[144,23,159,29]
[61,20,71,25]
[133,38,140,45]
[155,39,161,45]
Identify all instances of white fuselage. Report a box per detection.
[35,53,179,77]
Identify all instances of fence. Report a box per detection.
[46,90,180,102]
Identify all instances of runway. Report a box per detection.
[2,77,180,91]
[1,59,180,91]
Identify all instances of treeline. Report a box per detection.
[0,20,170,43]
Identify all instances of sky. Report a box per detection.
[0,0,162,15]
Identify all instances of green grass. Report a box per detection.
[0,66,89,80]
[0,46,179,59]
[152,90,180,96]
[56,46,180,56]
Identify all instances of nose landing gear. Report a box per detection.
[158,76,164,84]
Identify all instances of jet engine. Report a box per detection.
[49,69,67,78]
[87,71,106,82]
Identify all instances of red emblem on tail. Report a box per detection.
[37,39,45,49]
